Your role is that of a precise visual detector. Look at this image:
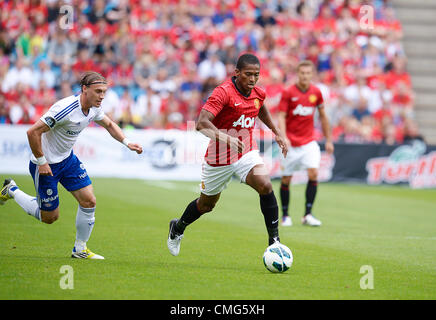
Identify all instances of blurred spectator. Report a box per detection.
[402,118,424,143]
[132,87,162,128]
[0,94,10,124]
[0,0,417,141]
[9,95,35,124]
[197,52,226,82]
[46,31,76,68]
[1,57,34,92]
[33,59,56,89]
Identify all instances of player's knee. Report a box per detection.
[198,202,215,214]
[281,176,292,186]
[307,169,318,181]
[257,180,273,195]
[80,196,96,209]
[41,212,59,224]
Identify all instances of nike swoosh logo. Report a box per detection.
[272,219,279,224]
[234,103,242,106]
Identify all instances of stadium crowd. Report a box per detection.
[0,0,422,145]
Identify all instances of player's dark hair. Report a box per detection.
[79,71,107,91]
[236,53,260,70]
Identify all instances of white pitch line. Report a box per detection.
[143,180,199,193]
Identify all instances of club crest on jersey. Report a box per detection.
[309,94,317,104]
[293,104,314,116]
[254,98,260,109]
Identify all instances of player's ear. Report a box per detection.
[234,68,240,77]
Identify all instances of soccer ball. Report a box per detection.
[262,242,293,273]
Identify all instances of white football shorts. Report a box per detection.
[280,140,321,176]
[200,150,264,196]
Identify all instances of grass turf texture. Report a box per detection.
[0,175,435,300]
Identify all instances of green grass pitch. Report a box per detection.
[0,175,435,300]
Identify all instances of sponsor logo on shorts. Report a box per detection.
[78,172,88,179]
[41,194,59,203]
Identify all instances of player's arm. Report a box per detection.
[318,104,334,154]
[95,115,143,154]
[27,120,53,176]
[258,104,288,157]
[196,109,244,153]
[277,111,291,150]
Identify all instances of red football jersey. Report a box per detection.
[202,77,266,166]
[278,84,324,147]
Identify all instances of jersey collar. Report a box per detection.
[231,76,251,98]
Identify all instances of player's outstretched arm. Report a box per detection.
[196,109,244,153]
[318,105,334,154]
[258,105,288,157]
[95,115,143,154]
[27,120,53,176]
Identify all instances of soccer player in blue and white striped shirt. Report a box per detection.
[1,71,143,259]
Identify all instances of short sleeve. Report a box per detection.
[316,88,324,108]
[40,103,65,129]
[202,86,229,117]
[93,107,105,121]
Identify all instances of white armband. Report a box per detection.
[122,138,131,146]
[36,156,47,166]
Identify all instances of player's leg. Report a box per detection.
[1,162,61,223]
[61,153,103,259]
[168,192,221,256]
[69,185,103,259]
[168,162,233,256]
[174,192,221,234]
[1,178,41,220]
[279,146,300,226]
[301,142,322,226]
[280,175,292,226]
[245,164,280,245]
[236,151,280,245]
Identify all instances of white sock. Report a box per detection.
[10,188,41,221]
[75,205,95,251]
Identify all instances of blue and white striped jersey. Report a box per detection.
[32,94,105,164]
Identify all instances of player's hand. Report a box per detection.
[275,134,288,158]
[38,163,53,176]
[128,143,143,154]
[228,136,245,153]
[325,141,334,154]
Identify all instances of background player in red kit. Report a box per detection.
[167,54,288,256]
[277,60,334,227]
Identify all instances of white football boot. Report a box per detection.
[167,219,184,256]
[281,216,292,227]
[302,214,322,226]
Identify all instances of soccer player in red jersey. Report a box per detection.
[277,60,334,227]
[167,54,288,256]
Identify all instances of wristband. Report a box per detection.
[36,156,47,166]
[122,138,131,146]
